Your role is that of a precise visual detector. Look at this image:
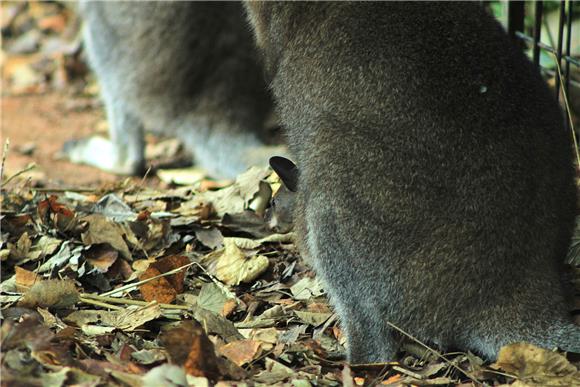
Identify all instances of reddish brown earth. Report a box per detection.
[1,92,123,188]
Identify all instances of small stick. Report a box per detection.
[386,322,482,385]
[99,261,196,297]
[78,296,125,310]
[0,139,9,184]
[81,293,190,310]
[2,163,36,186]
[34,187,96,193]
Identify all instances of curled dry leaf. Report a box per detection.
[107,303,163,331]
[181,166,270,219]
[157,167,207,186]
[290,277,326,301]
[201,238,269,286]
[37,195,77,232]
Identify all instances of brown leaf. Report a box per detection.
[160,320,221,380]
[493,343,580,386]
[219,339,262,366]
[221,299,238,318]
[138,267,177,304]
[85,244,119,273]
[14,265,39,290]
[150,255,190,294]
[37,195,77,232]
[81,214,131,259]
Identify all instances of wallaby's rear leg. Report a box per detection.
[63,96,146,175]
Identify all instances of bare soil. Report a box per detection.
[2,92,121,188]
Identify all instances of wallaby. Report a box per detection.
[247,2,580,363]
[65,1,284,179]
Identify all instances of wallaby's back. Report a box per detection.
[247,2,578,362]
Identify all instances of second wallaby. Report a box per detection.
[65,1,283,179]
[247,2,580,363]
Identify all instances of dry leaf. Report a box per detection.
[493,343,580,386]
[142,364,188,387]
[160,320,221,380]
[294,311,332,327]
[14,266,39,290]
[84,244,119,272]
[107,303,162,331]
[219,339,262,366]
[9,232,32,261]
[66,303,162,332]
[81,214,131,259]
[201,239,269,286]
[18,279,79,309]
[290,277,326,300]
[139,267,178,304]
[197,282,229,315]
[150,255,190,294]
[182,166,270,219]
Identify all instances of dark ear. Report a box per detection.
[269,156,298,192]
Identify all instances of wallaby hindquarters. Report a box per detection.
[247,2,579,362]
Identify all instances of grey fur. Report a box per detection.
[66,1,284,178]
[245,2,579,363]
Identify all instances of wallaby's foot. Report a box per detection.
[244,144,289,170]
[62,136,146,175]
[193,143,289,179]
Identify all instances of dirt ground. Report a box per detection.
[1,92,130,188]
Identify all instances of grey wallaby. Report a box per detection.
[65,1,284,179]
[247,2,580,363]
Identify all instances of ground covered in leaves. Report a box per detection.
[2,2,580,386]
[2,169,579,387]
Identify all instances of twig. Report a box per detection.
[483,369,517,379]
[99,261,196,297]
[0,139,9,184]
[81,293,190,310]
[391,365,423,380]
[78,296,125,310]
[140,165,153,186]
[2,163,36,186]
[386,322,482,385]
[34,187,96,193]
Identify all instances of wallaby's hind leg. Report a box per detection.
[340,307,399,364]
[63,96,146,175]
